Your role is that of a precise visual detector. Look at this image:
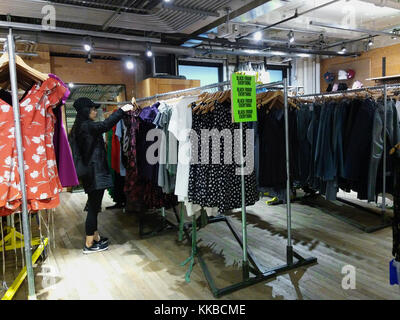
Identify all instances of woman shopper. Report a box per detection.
[69,97,133,254]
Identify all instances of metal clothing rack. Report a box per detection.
[2,29,36,300]
[134,80,287,240]
[291,83,400,233]
[136,78,317,298]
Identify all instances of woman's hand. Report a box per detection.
[121,104,134,112]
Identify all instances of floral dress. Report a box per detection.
[0,77,67,216]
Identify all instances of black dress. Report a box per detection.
[188,101,259,214]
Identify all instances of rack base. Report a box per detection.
[1,237,48,300]
[139,207,180,239]
[184,215,317,298]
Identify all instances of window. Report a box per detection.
[268,69,283,83]
[178,61,223,86]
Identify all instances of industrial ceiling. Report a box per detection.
[0,0,399,59]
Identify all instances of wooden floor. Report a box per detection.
[3,191,400,300]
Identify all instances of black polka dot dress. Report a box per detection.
[188,101,259,214]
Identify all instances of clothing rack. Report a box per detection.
[134,80,287,240]
[135,78,317,298]
[291,84,400,233]
[2,29,36,299]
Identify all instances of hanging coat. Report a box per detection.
[71,109,125,194]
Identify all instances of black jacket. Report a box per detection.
[73,109,124,193]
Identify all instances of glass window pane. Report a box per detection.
[268,70,283,83]
[178,65,219,86]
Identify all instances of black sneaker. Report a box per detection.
[83,241,109,254]
[94,236,109,246]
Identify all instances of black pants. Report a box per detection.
[85,189,105,236]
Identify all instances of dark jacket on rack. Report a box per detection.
[69,102,125,194]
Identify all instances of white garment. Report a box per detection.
[168,95,218,217]
[168,96,195,199]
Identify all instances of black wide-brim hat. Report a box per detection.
[73,97,101,112]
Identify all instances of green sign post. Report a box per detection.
[231,73,257,123]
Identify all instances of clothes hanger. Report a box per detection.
[0,52,48,83]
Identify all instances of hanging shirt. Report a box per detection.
[155,101,178,194]
[167,96,218,217]
[0,77,68,216]
[115,119,126,177]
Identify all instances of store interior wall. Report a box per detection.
[7,44,136,100]
[320,42,400,90]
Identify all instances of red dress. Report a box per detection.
[0,77,67,216]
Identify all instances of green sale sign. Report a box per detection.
[231,73,257,123]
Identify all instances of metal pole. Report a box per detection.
[383,84,387,215]
[239,121,249,279]
[284,78,293,265]
[7,29,36,300]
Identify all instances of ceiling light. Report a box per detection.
[297,53,310,58]
[253,31,262,41]
[84,44,91,52]
[126,61,134,70]
[68,83,74,88]
[368,36,374,46]
[288,31,295,43]
[83,36,93,52]
[338,45,347,54]
[392,29,399,40]
[146,43,153,57]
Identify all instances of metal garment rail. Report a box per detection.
[7,29,36,299]
[291,84,400,233]
[136,80,287,239]
[152,78,316,298]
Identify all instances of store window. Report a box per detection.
[268,69,284,83]
[178,61,223,86]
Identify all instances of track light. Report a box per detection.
[68,83,74,88]
[368,36,374,47]
[253,31,262,41]
[392,29,399,40]
[288,30,295,43]
[146,43,153,57]
[83,36,93,52]
[85,52,93,64]
[126,60,134,70]
[338,45,347,54]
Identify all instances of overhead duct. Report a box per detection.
[0,26,358,58]
[0,0,230,33]
[360,0,400,10]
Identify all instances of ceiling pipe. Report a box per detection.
[0,21,161,43]
[237,0,340,40]
[0,27,359,59]
[323,34,380,50]
[310,21,397,37]
[233,22,325,35]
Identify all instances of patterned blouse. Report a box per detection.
[0,77,67,216]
